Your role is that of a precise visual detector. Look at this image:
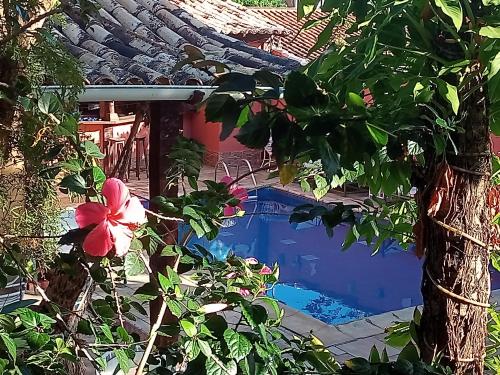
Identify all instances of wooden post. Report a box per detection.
[148,100,183,346]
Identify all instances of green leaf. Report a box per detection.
[185,339,201,360]
[398,342,420,362]
[113,349,131,374]
[62,158,83,172]
[235,112,271,149]
[180,319,197,337]
[38,92,59,114]
[0,333,16,362]
[160,245,181,256]
[381,348,390,363]
[385,321,411,348]
[167,299,183,318]
[60,174,87,194]
[437,79,460,114]
[313,175,329,200]
[316,138,339,180]
[92,166,106,188]
[300,178,311,192]
[479,26,500,39]
[124,252,146,277]
[183,206,202,220]
[83,140,104,159]
[369,345,381,363]
[92,300,116,319]
[130,301,147,315]
[90,264,107,283]
[344,358,371,372]
[347,92,365,108]
[257,297,284,324]
[26,331,50,349]
[77,319,93,335]
[253,70,282,89]
[279,164,298,185]
[434,0,463,31]
[198,339,212,357]
[298,0,316,19]
[205,355,237,375]
[224,328,252,361]
[236,105,250,127]
[0,358,8,372]
[366,123,389,145]
[167,266,181,285]
[190,219,206,237]
[488,52,500,81]
[100,324,114,343]
[309,17,335,53]
[57,116,78,137]
[284,71,328,109]
[158,273,172,293]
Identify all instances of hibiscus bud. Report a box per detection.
[239,288,251,297]
[225,272,237,279]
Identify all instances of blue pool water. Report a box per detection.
[188,187,500,325]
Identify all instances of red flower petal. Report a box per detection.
[102,178,130,215]
[75,202,108,229]
[82,221,113,257]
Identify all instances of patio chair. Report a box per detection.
[261,138,273,170]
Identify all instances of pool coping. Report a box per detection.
[276,289,500,361]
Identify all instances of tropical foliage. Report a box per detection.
[203,0,500,373]
[1,0,500,374]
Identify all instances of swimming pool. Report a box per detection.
[188,187,500,325]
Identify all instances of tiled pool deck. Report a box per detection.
[109,274,500,363]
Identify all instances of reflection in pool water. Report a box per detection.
[186,187,500,325]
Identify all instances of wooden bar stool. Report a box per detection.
[107,137,127,178]
[128,136,148,180]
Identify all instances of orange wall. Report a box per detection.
[183,105,251,153]
[492,135,500,156]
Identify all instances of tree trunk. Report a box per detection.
[0,54,17,161]
[148,101,183,348]
[419,72,492,374]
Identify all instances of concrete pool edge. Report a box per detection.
[277,289,500,361]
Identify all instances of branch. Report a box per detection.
[0,237,100,369]
[0,7,62,46]
[134,295,168,375]
[107,263,125,328]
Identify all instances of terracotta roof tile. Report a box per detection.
[169,0,290,37]
[249,8,349,61]
[56,0,300,85]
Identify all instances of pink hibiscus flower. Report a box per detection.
[259,265,272,275]
[220,176,248,216]
[239,288,251,297]
[75,178,147,257]
[245,257,259,265]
